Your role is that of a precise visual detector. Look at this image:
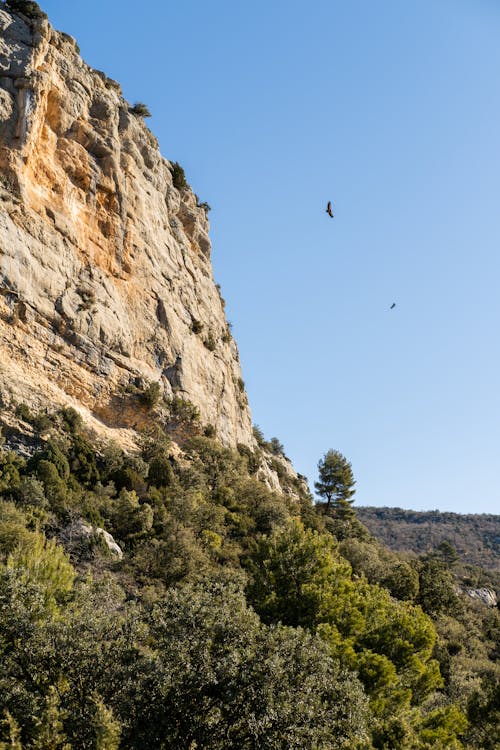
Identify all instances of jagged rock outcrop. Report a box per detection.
[465,588,498,608]
[62,519,123,559]
[0,5,252,447]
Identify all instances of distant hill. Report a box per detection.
[357,506,500,573]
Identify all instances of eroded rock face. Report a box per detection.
[465,588,498,608]
[0,6,252,446]
[61,519,123,559]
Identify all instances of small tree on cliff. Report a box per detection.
[129,102,151,118]
[315,450,356,512]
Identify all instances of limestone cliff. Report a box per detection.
[0,4,253,447]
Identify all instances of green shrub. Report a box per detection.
[270,457,286,480]
[5,0,46,20]
[110,455,148,498]
[148,582,369,748]
[253,424,266,447]
[34,460,68,512]
[7,532,76,612]
[15,402,32,423]
[30,411,54,433]
[0,500,32,556]
[0,452,23,493]
[0,711,22,748]
[269,436,285,456]
[0,411,494,750]
[166,397,200,424]
[60,406,83,434]
[68,433,100,486]
[29,440,70,481]
[170,161,187,190]
[382,560,420,601]
[204,424,216,438]
[148,456,174,488]
[14,404,54,433]
[203,332,216,351]
[191,319,203,334]
[236,443,260,474]
[140,431,171,463]
[104,77,121,93]
[110,488,153,542]
[184,436,247,499]
[15,476,47,509]
[139,381,162,409]
[129,102,151,117]
[417,558,463,616]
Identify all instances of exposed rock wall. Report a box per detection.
[465,588,498,608]
[0,6,253,447]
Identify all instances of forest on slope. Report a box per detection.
[357,507,500,575]
[0,400,498,749]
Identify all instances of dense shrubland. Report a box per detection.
[0,408,498,748]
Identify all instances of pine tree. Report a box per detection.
[315,450,356,511]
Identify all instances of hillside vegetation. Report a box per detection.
[357,507,500,575]
[0,405,498,749]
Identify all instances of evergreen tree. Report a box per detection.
[436,540,459,567]
[315,450,356,511]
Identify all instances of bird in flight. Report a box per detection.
[326,201,334,218]
[390,303,396,309]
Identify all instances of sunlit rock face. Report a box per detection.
[465,588,498,608]
[0,6,253,447]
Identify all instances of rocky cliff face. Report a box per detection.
[0,5,253,447]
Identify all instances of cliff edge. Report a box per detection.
[0,3,253,447]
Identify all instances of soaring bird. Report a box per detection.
[326,201,334,218]
[390,303,396,309]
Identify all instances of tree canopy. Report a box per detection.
[0,408,496,748]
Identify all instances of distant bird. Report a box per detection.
[390,303,396,309]
[326,201,334,218]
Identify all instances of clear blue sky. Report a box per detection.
[40,0,500,514]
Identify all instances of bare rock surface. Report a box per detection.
[0,6,252,447]
[62,519,123,559]
[465,588,498,608]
